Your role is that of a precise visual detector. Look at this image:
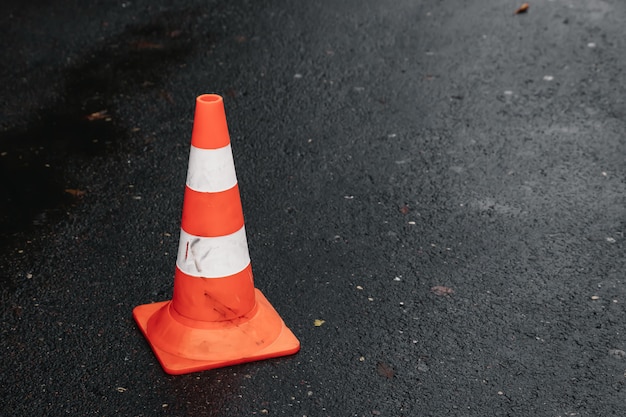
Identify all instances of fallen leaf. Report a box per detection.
[431,285,454,296]
[314,319,325,327]
[376,362,395,379]
[133,40,163,50]
[399,204,410,214]
[160,90,174,103]
[514,3,529,14]
[65,189,86,198]
[86,110,109,121]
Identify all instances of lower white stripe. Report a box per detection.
[186,144,238,193]
[176,227,250,278]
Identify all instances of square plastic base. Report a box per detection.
[133,289,300,375]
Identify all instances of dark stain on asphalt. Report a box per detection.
[0,10,198,253]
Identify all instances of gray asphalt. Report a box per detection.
[1,0,625,416]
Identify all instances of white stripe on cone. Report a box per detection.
[186,144,238,193]
[176,227,251,278]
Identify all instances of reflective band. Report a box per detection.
[176,226,250,278]
[186,144,237,193]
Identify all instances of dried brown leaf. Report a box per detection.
[376,362,395,379]
[431,285,454,296]
[133,40,164,50]
[160,90,174,103]
[86,110,109,121]
[515,3,529,14]
[64,189,86,198]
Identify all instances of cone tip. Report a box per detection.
[192,94,230,149]
[197,94,223,105]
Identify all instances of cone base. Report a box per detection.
[133,289,300,375]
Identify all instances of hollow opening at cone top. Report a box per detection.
[198,94,221,103]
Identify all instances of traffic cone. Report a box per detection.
[133,94,300,375]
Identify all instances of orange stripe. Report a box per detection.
[191,95,231,149]
[181,185,244,237]
[172,264,256,322]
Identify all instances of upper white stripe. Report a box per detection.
[176,226,250,278]
[186,144,238,193]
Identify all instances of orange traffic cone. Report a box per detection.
[133,94,300,375]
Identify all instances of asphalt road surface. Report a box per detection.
[1,0,625,416]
